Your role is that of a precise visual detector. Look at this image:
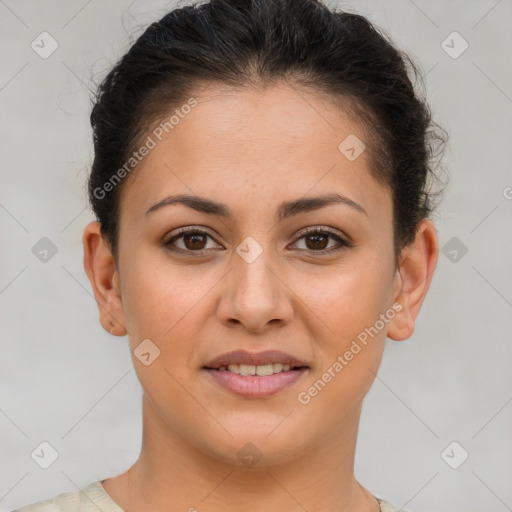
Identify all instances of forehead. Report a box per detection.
[119,82,392,224]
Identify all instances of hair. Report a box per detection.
[87,0,448,265]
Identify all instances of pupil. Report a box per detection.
[181,233,329,251]
[307,234,328,250]
[185,233,206,250]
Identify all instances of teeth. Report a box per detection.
[239,364,256,376]
[256,364,273,376]
[273,362,283,373]
[227,364,240,374]
[219,363,297,375]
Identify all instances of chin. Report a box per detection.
[196,418,311,467]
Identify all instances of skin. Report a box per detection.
[83,82,438,512]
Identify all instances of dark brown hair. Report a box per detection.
[88,0,447,263]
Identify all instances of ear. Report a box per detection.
[387,219,438,341]
[82,221,127,337]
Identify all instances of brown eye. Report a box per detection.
[305,233,329,250]
[293,228,351,254]
[164,228,221,253]
[183,232,207,250]
[164,227,350,256]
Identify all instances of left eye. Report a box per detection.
[293,229,349,253]
[164,228,350,254]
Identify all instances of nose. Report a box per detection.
[217,250,294,334]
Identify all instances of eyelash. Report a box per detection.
[163,226,352,255]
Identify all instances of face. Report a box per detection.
[103,83,403,464]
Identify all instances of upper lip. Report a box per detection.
[204,350,309,369]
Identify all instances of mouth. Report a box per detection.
[204,362,308,376]
[203,349,309,398]
[204,349,309,370]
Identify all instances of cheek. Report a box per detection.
[119,250,216,340]
[291,254,393,412]
[298,255,394,345]
[118,255,208,415]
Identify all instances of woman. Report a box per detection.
[15,0,446,510]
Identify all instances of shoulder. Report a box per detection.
[12,480,123,512]
[376,497,407,512]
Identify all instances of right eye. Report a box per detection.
[164,228,223,254]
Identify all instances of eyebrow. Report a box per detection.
[144,192,368,220]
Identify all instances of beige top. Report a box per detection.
[13,480,405,512]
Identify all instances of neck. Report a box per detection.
[103,394,380,512]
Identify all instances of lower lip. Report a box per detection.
[203,368,308,398]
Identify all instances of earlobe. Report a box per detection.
[82,221,127,337]
[387,219,439,341]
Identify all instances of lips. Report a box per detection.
[203,350,310,398]
[204,366,308,398]
[203,349,309,370]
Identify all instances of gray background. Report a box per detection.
[1,0,511,510]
